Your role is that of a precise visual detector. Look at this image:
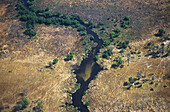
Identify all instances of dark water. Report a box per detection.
[72,25,103,112]
[21,0,103,111]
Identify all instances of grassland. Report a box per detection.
[0,0,170,112]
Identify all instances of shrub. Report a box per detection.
[98,22,104,26]
[77,26,86,32]
[101,26,106,30]
[37,17,45,24]
[116,57,124,65]
[66,52,74,61]
[45,18,52,25]
[158,28,165,36]
[104,40,111,46]
[124,16,130,21]
[88,20,94,26]
[23,98,30,105]
[129,77,134,83]
[38,102,43,107]
[80,32,87,36]
[85,102,90,106]
[45,7,50,11]
[49,61,53,67]
[53,58,58,64]
[102,50,112,59]
[90,36,94,40]
[114,27,121,33]
[24,29,36,37]
[95,55,99,61]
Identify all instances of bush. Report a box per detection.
[95,55,99,61]
[102,50,112,59]
[77,26,86,32]
[24,29,36,37]
[45,18,52,25]
[129,77,134,83]
[37,17,45,24]
[116,57,124,65]
[104,40,110,46]
[66,52,74,61]
[88,20,95,29]
[124,16,130,21]
[85,102,90,106]
[98,22,104,26]
[19,98,30,107]
[158,28,165,36]
[114,27,121,33]
[23,98,30,105]
[101,26,106,30]
[80,32,87,36]
[90,36,94,40]
[45,7,50,11]
[53,58,58,64]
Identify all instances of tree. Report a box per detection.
[45,18,52,25]
[124,16,130,21]
[116,57,124,66]
[23,98,30,105]
[20,15,27,21]
[77,26,86,32]
[98,22,104,26]
[114,27,121,33]
[158,28,165,36]
[101,26,106,30]
[95,55,99,61]
[45,7,50,11]
[24,29,36,37]
[102,50,112,59]
[37,17,45,24]
[129,77,134,83]
[104,40,111,46]
[49,61,53,67]
[53,58,58,64]
[66,52,74,61]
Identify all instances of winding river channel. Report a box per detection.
[22,0,104,111]
[72,24,103,112]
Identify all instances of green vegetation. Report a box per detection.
[19,98,30,107]
[15,0,87,38]
[66,52,74,61]
[158,28,165,36]
[103,40,111,47]
[85,102,90,106]
[53,58,58,64]
[129,77,134,83]
[117,40,130,49]
[95,55,99,61]
[116,57,124,66]
[102,50,112,59]
[88,20,95,29]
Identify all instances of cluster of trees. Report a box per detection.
[16,0,87,37]
[110,27,121,39]
[115,57,124,66]
[117,40,130,49]
[157,28,166,36]
[16,0,38,37]
[120,16,130,28]
[88,20,95,29]
[33,102,43,112]
[48,58,58,69]
[103,40,111,47]
[102,50,112,59]
[66,52,74,61]
[19,98,30,108]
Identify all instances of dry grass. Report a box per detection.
[83,38,170,111]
